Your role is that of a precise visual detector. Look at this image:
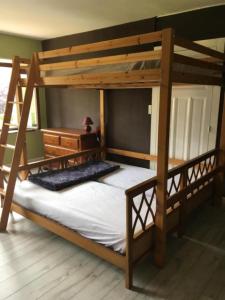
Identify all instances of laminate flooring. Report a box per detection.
[1,201,225,300]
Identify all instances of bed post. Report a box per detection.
[215,81,225,201]
[125,194,133,289]
[100,89,106,159]
[154,28,174,267]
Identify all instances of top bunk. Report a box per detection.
[21,28,225,89]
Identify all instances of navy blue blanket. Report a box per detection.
[29,161,120,191]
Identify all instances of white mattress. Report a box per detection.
[100,161,180,197]
[98,161,156,191]
[13,180,156,254]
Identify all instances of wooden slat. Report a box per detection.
[38,69,160,86]
[4,123,18,127]
[175,36,225,61]
[67,82,160,89]
[106,147,157,161]
[18,58,31,64]
[106,147,184,165]
[173,53,223,71]
[172,71,222,86]
[20,79,161,89]
[39,50,161,71]
[203,57,224,64]
[70,82,160,89]
[38,31,162,59]
[18,148,103,171]
[8,101,23,105]
[0,165,11,174]
[0,144,15,150]
[0,187,5,196]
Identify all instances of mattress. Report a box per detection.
[100,161,180,197]
[13,180,156,254]
[98,161,156,191]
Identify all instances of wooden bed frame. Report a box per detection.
[0,28,224,289]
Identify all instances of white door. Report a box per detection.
[150,38,224,169]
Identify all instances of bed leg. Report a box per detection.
[212,173,224,206]
[154,223,166,268]
[125,265,133,289]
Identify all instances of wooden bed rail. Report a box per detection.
[174,36,225,61]
[106,147,184,166]
[39,50,161,72]
[124,149,219,206]
[173,35,224,86]
[167,148,221,235]
[173,54,223,72]
[18,29,224,89]
[38,30,162,60]
[167,149,218,193]
[167,148,219,176]
[124,147,221,285]
[38,69,161,86]
[167,149,219,206]
[18,147,103,172]
[32,31,164,89]
[167,167,222,210]
[125,176,157,286]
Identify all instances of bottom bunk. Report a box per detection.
[13,179,155,254]
[7,147,221,289]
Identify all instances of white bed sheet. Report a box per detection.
[100,161,181,198]
[13,180,155,254]
[98,161,156,191]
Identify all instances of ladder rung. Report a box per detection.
[4,123,18,127]
[8,101,23,105]
[0,188,6,196]
[19,58,31,65]
[0,165,11,174]
[0,144,16,150]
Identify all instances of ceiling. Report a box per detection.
[0,0,224,40]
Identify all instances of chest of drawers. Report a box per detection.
[41,128,99,160]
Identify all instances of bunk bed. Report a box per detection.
[0,28,224,289]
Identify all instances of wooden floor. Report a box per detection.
[1,201,225,300]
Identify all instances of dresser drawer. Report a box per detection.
[60,137,79,150]
[43,134,60,146]
[45,145,75,157]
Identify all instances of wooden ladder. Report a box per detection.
[0,55,37,231]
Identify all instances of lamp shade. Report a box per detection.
[82,116,93,126]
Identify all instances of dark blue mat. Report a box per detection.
[29,160,120,191]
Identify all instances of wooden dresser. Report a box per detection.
[41,128,99,160]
